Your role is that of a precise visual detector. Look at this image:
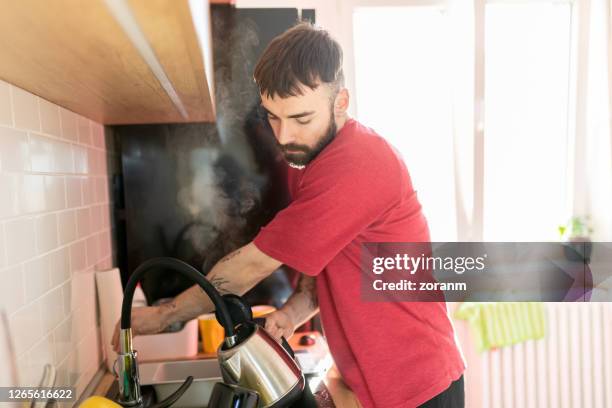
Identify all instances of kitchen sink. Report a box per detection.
[138,358,223,408]
[104,356,331,408]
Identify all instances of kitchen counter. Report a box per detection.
[91,331,361,408]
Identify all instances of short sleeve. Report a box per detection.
[253,142,401,276]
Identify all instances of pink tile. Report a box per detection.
[102,179,109,203]
[0,126,30,172]
[52,140,74,174]
[0,264,25,315]
[69,241,87,273]
[35,213,58,254]
[59,108,78,142]
[76,208,91,239]
[29,133,55,173]
[97,231,112,261]
[39,98,61,137]
[95,149,105,175]
[94,177,105,203]
[72,144,88,174]
[91,177,104,204]
[40,286,65,334]
[65,177,82,208]
[50,247,71,287]
[0,80,12,126]
[44,176,66,211]
[81,177,94,206]
[96,257,113,270]
[10,86,40,132]
[87,148,98,175]
[99,150,108,175]
[24,254,52,302]
[4,217,36,265]
[77,116,91,145]
[9,301,42,357]
[91,123,105,149]
[58,210,77,246]
[100,204,111,229]
[0,173,19,218]
[86,235,98,267]
[89,205,101,234]
[19,174,46,213]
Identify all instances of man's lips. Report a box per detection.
[279,144,309,155]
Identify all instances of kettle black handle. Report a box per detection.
[215,294,253,329]
[253,318,295,359]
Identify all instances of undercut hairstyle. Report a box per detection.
[253,22,344,100]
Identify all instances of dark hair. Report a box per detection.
[253,22,344,99]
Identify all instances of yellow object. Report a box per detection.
[79,396,122,408]
[198,313,225,354]
[455,302,546,352]
[198,305,277,354]
[252,305,276,318]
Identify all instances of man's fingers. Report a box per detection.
[264,320,281,340]
[264,318,274,332]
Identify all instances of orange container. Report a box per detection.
[252,305,276,318]
[199,305,277,353]
[198,313,225,354]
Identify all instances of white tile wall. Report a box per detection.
[0,80,117,399]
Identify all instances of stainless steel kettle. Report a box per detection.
[215,295,305,407]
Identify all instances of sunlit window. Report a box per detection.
[353,6,457,241]
[353,2,573,242]
[483,2,572,241]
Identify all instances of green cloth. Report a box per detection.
[454,302,546,352]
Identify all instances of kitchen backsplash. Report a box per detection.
[0,79,118,398]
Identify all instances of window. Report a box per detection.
[483,2,572,241]
[352,1,574,241]
[353,6,457,241]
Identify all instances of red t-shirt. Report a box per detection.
[254,118,465,407]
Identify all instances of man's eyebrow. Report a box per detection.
[261,106,314,119]
[287,111,315,119]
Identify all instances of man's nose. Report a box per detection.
[276,121,295,145]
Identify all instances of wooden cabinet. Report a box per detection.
[0,0,215,124]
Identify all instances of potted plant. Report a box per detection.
[558,216,593,262]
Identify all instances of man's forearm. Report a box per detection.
[281,274,319,328]
[159,242,281,327]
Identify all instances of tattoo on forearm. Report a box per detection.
[209,275,231,295]
[220,249,241,263]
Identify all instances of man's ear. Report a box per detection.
[334,88,349,116]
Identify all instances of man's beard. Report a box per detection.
[277,115,337,170]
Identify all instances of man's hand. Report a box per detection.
[264,310,296,340]
[263,274,319,341]
[111,306,169,352]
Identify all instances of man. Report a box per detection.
[113,23,465,407]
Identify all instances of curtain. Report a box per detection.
[573,0,612,241]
